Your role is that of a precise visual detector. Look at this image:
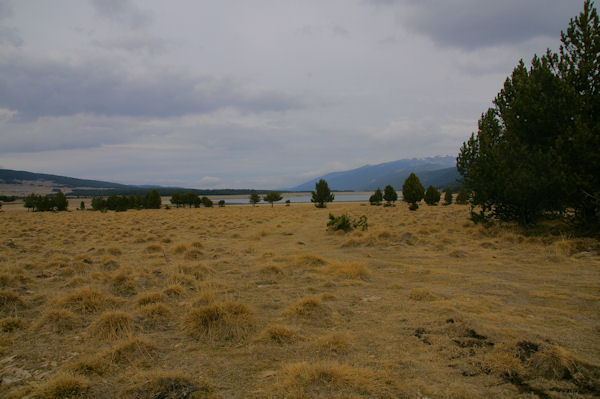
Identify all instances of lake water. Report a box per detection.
[212,193,373,205]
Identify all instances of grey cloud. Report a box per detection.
[0,25,21,47]
[89,0,152,30]
[366,0,581,50]
[0,56,301,119]
[0,0,14,20]
[0,0,21,47]
[92,35,169,55]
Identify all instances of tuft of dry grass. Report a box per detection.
[122,370,213,399]
[257,324,299,344]
[314,332,353,355]
[0,317,24,332]
[284,296,331,321]
[408,288,437,301]
[138,303,171,328]
[56,286,115,313]
[185,301,255,342]
[0,290,25,314]
[136,292,165,307]
[106,337,158,365]
[34,309,79,333]
[33,373,90,399]
[278,361,376,398]
[326,261,371,281]
[87,311,134,341]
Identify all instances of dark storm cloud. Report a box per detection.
[0,56,301,119]
[365,0,581,50]
[89,0,152,30]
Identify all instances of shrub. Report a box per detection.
[327,213,368,232]
[424,185,441,206]
[443,188,453,205]
[218,199,225,207]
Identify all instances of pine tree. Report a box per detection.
[402,173,424,210]
[383,185,398,206]
[249,192,261,206]
[424,186,441,206]
[369,188,383,206]
[263,191,283,207]
[311,179,334,208]
[443,189,453,206]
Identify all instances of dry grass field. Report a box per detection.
[0,202,599,398]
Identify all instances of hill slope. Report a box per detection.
[289,156,460,191]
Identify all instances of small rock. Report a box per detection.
[361,296,381,302]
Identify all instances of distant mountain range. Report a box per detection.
[0,156,460,197]
[289,156,460,191]
[0,169,265,197]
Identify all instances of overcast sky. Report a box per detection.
[0,0,584,188]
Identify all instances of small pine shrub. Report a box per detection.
[327,213,368,232]
[424,185,441,206]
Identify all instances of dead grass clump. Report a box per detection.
[527,346,578,380]
[123,370,213,399]
[284,296,331,321]
[87,311,134,341]
[278,361,375,398]
[0,316,24,332]
[56,287,114,313]
[193,289,216,306]
[191,241,204,249]
[33,373,90,399]
[0,290,25,313]
[136,292,166,307]
[408,289,437,301]
[45,255,71,269]
[139,303,171,327]
[258,324,299,344]
[326,261,371,281]
[106,337,158,365]
[171,243,188,254]
[145,244,162,253]
[259,264,284,275]
[101,256,118,270]
[484,346,526,380]
[178,263,214,280]
[163,284,185,298]
[111,271,137,297]
[107,247,122,256]
[185,301,255,342]
[35,309,79,333]
[184,249,204,260]
[314,332,353,355]
[296,254,328,267]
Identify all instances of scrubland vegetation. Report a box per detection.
[0,203,598,398]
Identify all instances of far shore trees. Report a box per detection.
[311,179,335,208]
[23,191,69,212]
[264,191,283,207]
[402,173,425,211]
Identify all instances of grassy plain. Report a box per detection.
[0,202,598,398]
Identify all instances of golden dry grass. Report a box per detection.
[0,202,599,398]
